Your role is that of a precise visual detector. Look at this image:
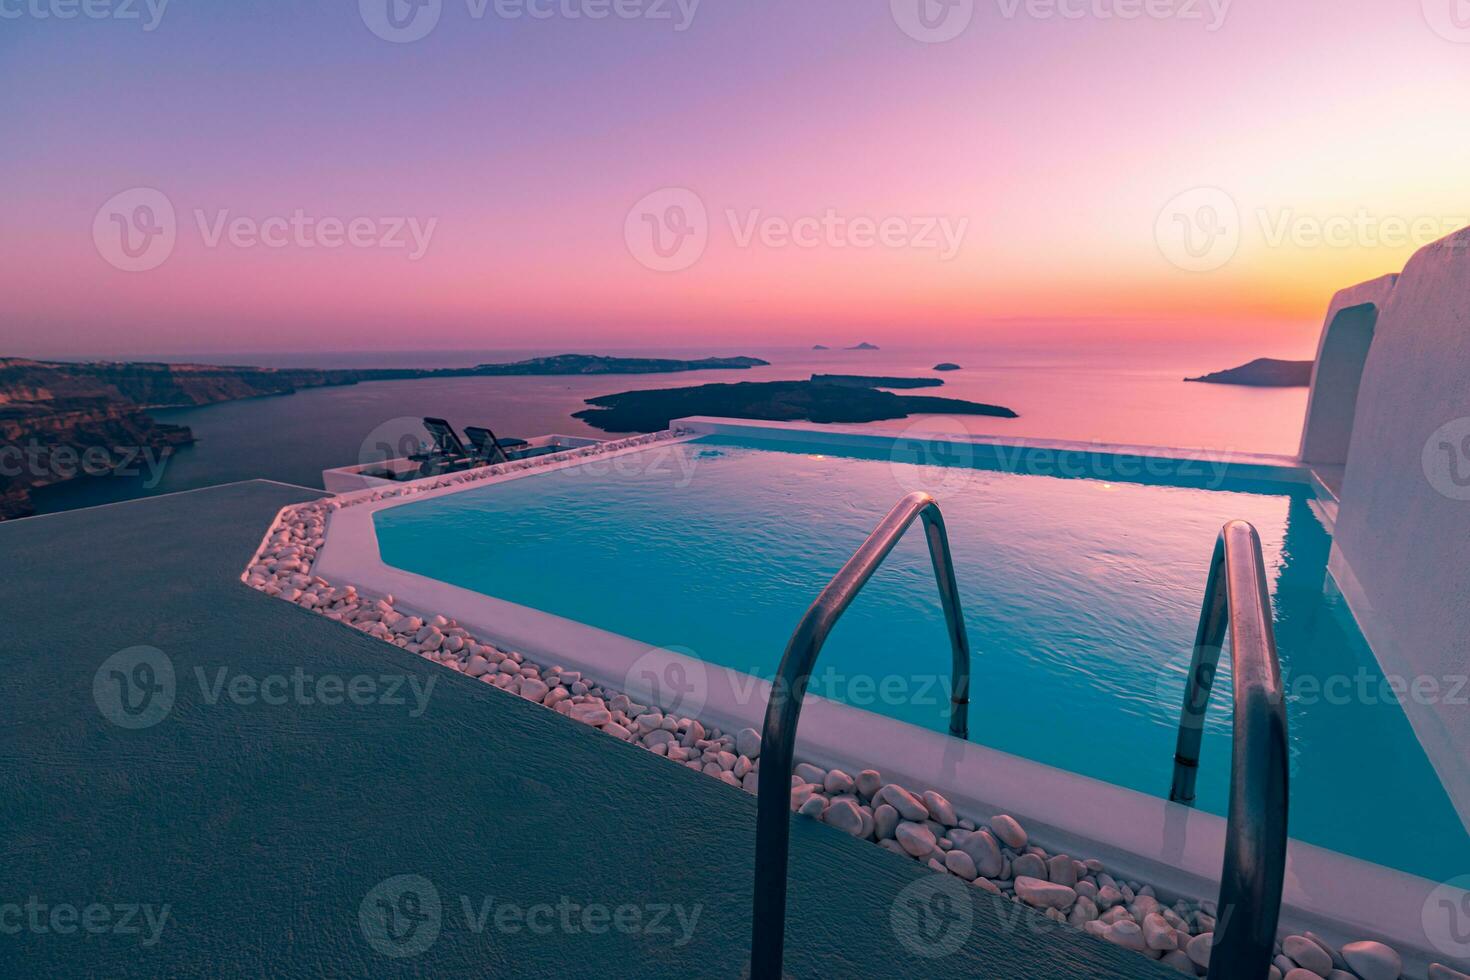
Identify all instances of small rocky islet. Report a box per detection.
[1185,357,1313,387]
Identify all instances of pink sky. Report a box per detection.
[3,0,1468,357]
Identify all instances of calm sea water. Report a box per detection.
[373,434,1465,879]
[28,344,1311,515]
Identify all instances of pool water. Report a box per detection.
[374,434,1466,879]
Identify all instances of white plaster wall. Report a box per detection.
[1329,229,1470,828]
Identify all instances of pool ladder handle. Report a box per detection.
[1168,521,1290,980]
[748,491,970,980]
[746,498,1289,980]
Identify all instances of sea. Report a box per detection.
[26,343,1313,516]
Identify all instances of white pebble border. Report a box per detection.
[239,429,1455,980]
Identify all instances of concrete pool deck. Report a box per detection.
[0,480,1162,977]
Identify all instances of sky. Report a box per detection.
[2,0,1469,358]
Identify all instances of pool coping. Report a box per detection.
[309,417,1459,976]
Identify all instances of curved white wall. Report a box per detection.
[1327,230,1470,827]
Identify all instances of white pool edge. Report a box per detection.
[306,418,1460,976]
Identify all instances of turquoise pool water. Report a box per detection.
[375,434,1466,879]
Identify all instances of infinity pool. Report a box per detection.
[375,433,1466,879]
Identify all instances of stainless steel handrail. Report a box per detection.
[749,491,972,979]
[1168,521,1289,980]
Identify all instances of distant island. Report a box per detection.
[0,353,769,520]
[472,354,767,375]
[1185,358,1313,387]
[846,342,881,350]
[934,363,961,372]
[573,377,1016,433]
[811,374,943,389]
[812,344,830,350]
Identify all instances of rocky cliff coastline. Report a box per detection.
[0,353,770,519]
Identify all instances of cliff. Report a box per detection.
[0,360,201,519]
[0,353,773,519]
